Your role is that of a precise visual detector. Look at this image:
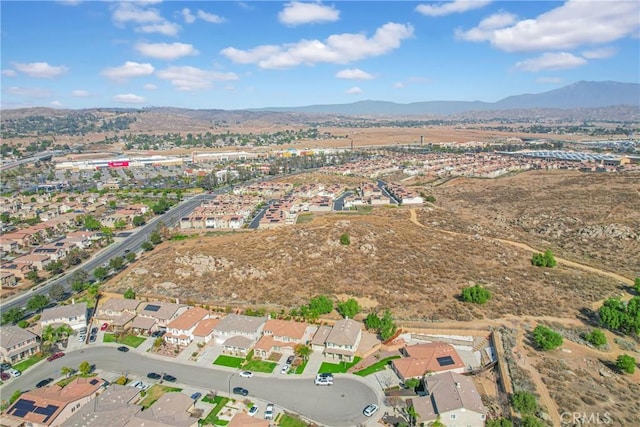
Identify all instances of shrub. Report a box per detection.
[584,329,607,347]
[336,298,360,318]
[521,416,544,427]
[510,391,537,414]
[616,354,636,374]
[460,284,491,304]
[486,419,513,427]
[532,325,563,350]
[635,277,640,294]
[531,249,557,267]
[339,233,350,246]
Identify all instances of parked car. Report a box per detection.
[100,322,109,331]
[286,355,295,365]
[0,372,10,381]
[264,403,275,420]
[248,405,258,417]
[7,368,21,378]
[147,372,161,380]
[363,404,379,417]
[315,376,332,386]
[280,364,290,374]
[0,363,11,371]
[89,334,97,343]
[79,327,87,334]
[91,327,98,335]
[117,346,129,352]
[47,352,65,362]
[78,334,86,342]
[190,392,202,400]
[239,371,253,378]
[36,378,53,388]
[232,387,249,396]
[151,330,166,338]
[162,373,177,382]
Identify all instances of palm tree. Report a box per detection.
[294,344,312,361]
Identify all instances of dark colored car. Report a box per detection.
[47,352,65,362]
[162,374,177,382]
[91,327,98,335]
[147,372,161,380]
[0,363,11,371]
[190,392,202,400]
[286,355,295,365]
[89,334,96,343]
[233,387,249,396]
[36,378,54,388]
[0,372,10,381]
[117,346,129,352]
[151,330,166,338]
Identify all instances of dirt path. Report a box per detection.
[408,208,633,286]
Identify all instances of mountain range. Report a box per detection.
[251,81,640,115]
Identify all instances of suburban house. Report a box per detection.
[0,325,41,364]
[212,314,267,355]
[228,412,270,427]
[95,298,141,332]
[408,371,487,427]
[126,390,197,427]
[254,319,311,359]
[310,325,332,352]
[60,384,142,427]
[392,342,466,382]
[192,318,221,344]
[320,318,362,362]
[40,302,88,331]
[3,376,104,426]
[1,271,17,288]
[131,301,188,334]
[12,253,52,271]
[164,307,211,347]
[0,262,33,280]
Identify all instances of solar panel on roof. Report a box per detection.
[12,409,28,417]
[145,304,161,312]
[436,356,455,367]
[90,379,99,385]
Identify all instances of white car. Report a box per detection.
[363,404,379,417]
[7,368,21,378]
[264,403,274,420]
[280,364,290,374]
[130,380,146,390]
[239,371,253,378]
[248,406,258,417]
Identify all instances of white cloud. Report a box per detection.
[197,10,225,23]
[144,83,158,90]
[135,42,199,60]
[156,66,238,91]
[113,93,146,104]
[335,68,374,80]
[536,77,563,84]
[345,86,362,94]
[137,21,181,36]
[112,2,180,36]
[514,52,587,72]
[182,8,195,23]
[71,89,90,97]
[51,101,63,107]
[416,0,492,17]
[455,12,517,41]
[4,86,53,98]
[394,82,404,89]
[221,22,414,69]
[101,61,155,81]
[582,47,617,59]
[12,62,68,78]
[279,1,340,26]
[457,0,640,52]
[2,69,17,77]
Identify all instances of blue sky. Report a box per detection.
[1,0,639,110]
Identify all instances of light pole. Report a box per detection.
[227,372,235,397]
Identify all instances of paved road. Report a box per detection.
[0,191,221,312]
[0,346,379,427]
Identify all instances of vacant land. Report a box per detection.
[107,170,637,323]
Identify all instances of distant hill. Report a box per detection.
[253,81,640,115]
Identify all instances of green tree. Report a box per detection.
[109,256,124,271]
[87,283,100,299]
[49,283,66,301]
[9,390,22,405]
[82,215,102,231]
[123,288,135,299]
[521,416,544,427]
[336,298,360,318]
[308,295,334,315]
[69,269,89,292]
[634,277,640,294]
[616,354,636,374]
[598,296,640,335]
[532,325,563,350]
[1,307,24,324]
[132,215,146,226]
[584,329,607,347]
[364,312,382,330]
[404,378,420,389]
[125,252,136,263]
[93,266,108,281]
[26,270,43,284]
[60,366,75,377]
[78,361,92,375]
[510,391,537,414]
[379,310,397,340]
[531,249,557,267]
[339,233,350,246]
[141,241,154,251]
[460,284,491,304]
[486,418,513,427]
[45,261,65,275]
[26,294,49,312]
[294,343,312,361]
[149,231,162,245]
[113,219,127,230]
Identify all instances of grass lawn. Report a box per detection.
[213,355,244,368]
[278,414,308,427]
[294,359,309,375]
[201,395,230,426]
[103,334,116,343]
[354,356,401,376]
[318,357,361,374]
[103,333,146,347]
[13,354,45,372]
[139,384,182,409]
[242,359,277,373]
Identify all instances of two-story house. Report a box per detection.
[321,318,362,362]
[254,319,311,359]
[408,371,487,427]
[212,314,268,356]
[0,325,41,364]
[95,298,141,332]
[40,302,88,331]
[164,307,211,347]
[131,301,188,334]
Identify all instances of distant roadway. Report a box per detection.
[1,346,378,427]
